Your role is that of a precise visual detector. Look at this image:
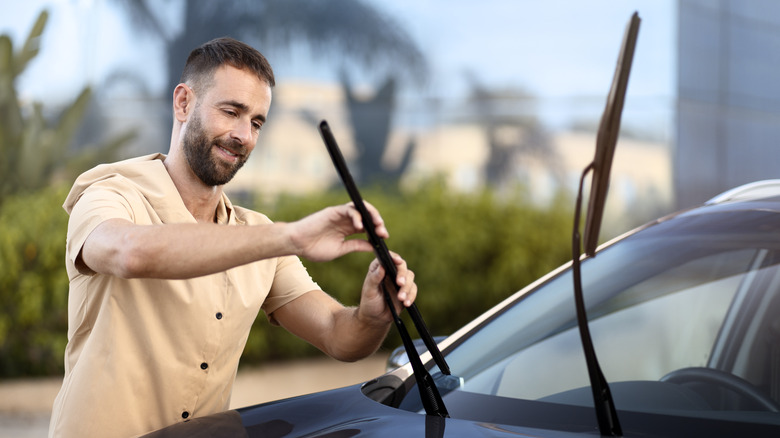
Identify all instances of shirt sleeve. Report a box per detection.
[261,255,320,325]
[66,179,136,276]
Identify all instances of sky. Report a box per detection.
[366,0,675,97]
[0,0,676,133]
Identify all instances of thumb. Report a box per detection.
[342,239,375,256]
[366,259,385,285]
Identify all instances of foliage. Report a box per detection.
[0,10,133,206]
[241,180,574,362]
[0,185,70,377]
[0,9,134,378]
[0,180,573,377]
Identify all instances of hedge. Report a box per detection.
[0,185,70,377]
[242,180,573,363]
[0,181,573,377]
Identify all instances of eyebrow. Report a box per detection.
[218,99,267,123]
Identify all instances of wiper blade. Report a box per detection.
[572,12,640,437]
[319,120,451,418]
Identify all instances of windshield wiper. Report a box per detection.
[571,12,640,437]
[319,120,453,418]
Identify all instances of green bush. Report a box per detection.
[242,180,573,362]
[0,181,574,376]
[0,185,70,377]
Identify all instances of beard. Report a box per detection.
[182,112,249,186]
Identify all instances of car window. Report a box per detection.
[485,250,752,400]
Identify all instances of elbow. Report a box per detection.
[114,247,153,279]
[326,342,379,363]
[108,233,157,279]
[328,350,368,363]
[80,219,159,279]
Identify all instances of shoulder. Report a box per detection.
[63,154,169,214]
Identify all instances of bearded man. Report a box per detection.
[48,37,417,438]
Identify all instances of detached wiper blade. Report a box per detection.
[572,11,640,437]
[318,120,451,418]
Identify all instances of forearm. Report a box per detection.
[82,219,298,279]
[325,306,392,362]
[273,291,392,363]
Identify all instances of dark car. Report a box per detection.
[145,180,780,437]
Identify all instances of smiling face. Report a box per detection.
[181,65,272,186]
[181,109,242,186]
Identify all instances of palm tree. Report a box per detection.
[116,0,427,95]
[464,72,565,192]
[0,10,132,205]
[113,0,427,186]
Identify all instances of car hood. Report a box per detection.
[142,383,596,438]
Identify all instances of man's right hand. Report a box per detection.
[288,202,387,262]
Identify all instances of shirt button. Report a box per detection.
[201,362,209,370]
[182,411,190,419]
[216,312,223,320]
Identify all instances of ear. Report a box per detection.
[173,84,194,122]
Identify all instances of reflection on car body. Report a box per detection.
[144,182,780,437]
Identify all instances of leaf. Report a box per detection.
[0,12,134,204]
[13,10,48,76]
[0,36,12,74]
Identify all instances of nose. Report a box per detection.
[229,119,253,145]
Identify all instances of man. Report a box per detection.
[48,37,417,438]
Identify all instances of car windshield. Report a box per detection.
[402,208,780,430]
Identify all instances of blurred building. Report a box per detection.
[675,0,780,209]
[87,0,780,223]
[226,80,671,234]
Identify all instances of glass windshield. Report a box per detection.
[435,209,780,427]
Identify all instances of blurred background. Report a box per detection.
[1,0,779,387]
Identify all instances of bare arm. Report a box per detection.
[272,253,417,362]
[80,203,388,279]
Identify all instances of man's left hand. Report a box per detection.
[358,252,417,324]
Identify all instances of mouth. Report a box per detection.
[214,144,243,163]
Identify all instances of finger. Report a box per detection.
[389,252,408,287]
[368,257,382,275]
[362,201,389,238]
[399,270,415,307]
[390,251,406,265]
[366,258,387,286]
[388,253,415,307]
[404,280,417,307]
[341,238,375,255]
[344,202,364,232]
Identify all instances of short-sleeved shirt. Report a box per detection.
[48,154,319,438]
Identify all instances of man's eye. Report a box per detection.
[252,122,263,132]
[223,109,237,117]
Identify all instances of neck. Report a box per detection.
[163,151,223,223]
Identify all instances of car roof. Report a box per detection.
[705,180,780,206]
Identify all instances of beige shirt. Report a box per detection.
[49,154,318,438]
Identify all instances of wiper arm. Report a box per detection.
[319,120,451,417]
[572,164,622,436]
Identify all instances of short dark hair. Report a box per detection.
[180,37,275,92]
